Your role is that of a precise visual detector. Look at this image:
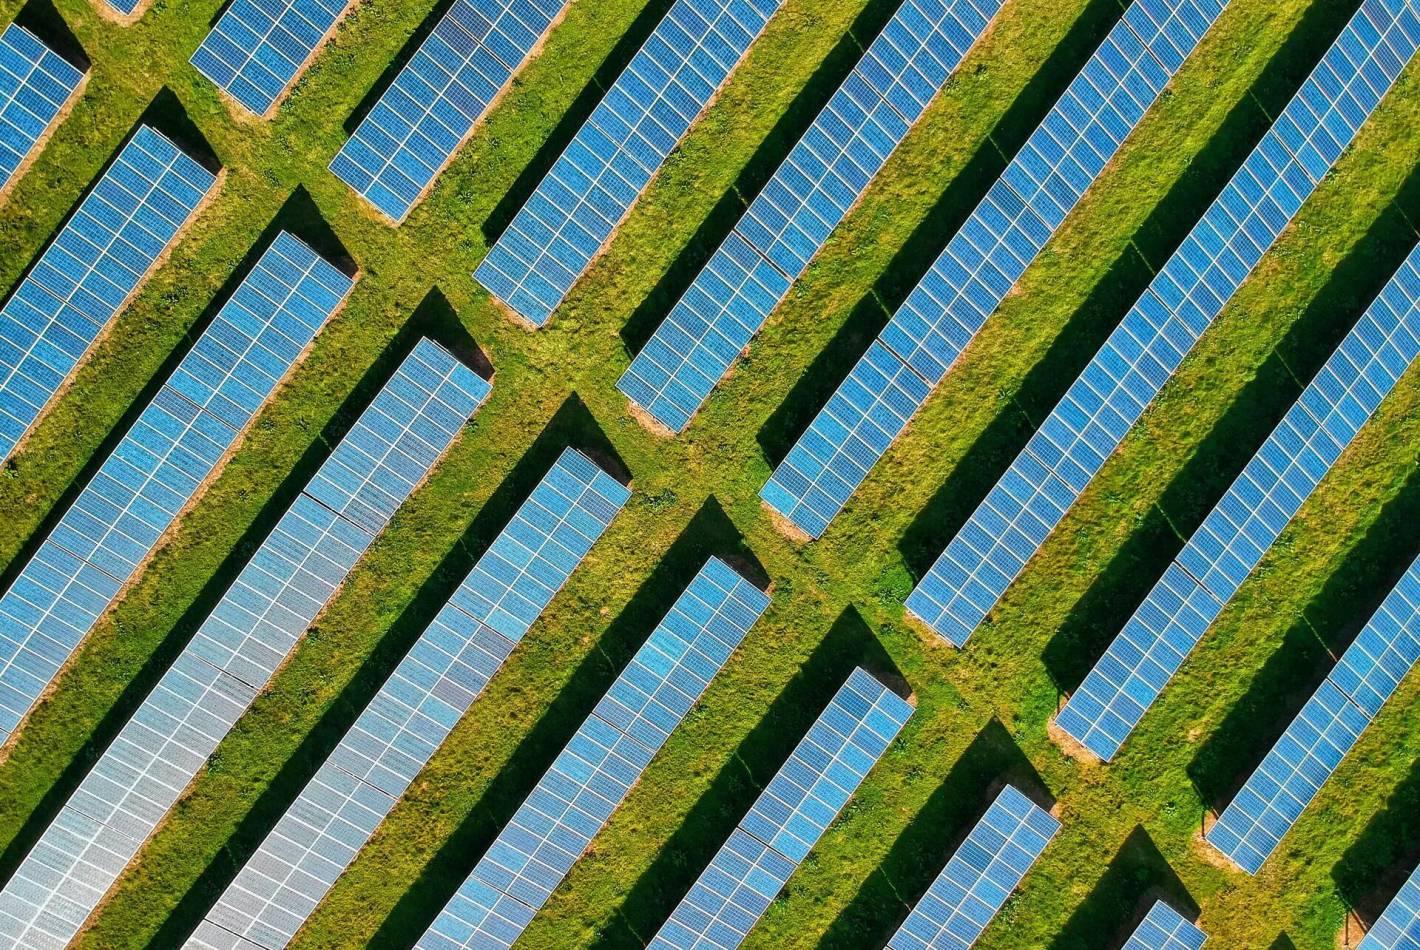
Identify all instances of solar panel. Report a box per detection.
[329,0,570,223]
[1056,237,1420,763]
[191,448,629,949]
[1359,860,1420,950]
[1204,552,1420,873]
[885,784,1057,950]
[903,0,1420,647]
[0,339,489,950]
[190,0,353,117]
[759,0,1231,539]
[649,667,913,950]
[101,0,150,21]
[415,556,771,950]
[0,124,218,462]
[616,0,1004,433]
[0,231,353,749]
[1122,901,1207,950]
[0,23,84,196]
[473,0,785,326]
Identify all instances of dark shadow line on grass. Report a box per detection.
[1332,755,1420,931]
[341,0,463,136]
[13,0,88,71]
[1049,825,1196,950]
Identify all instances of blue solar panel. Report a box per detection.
[191,448,629,949]
[0,23,84,195]
[886,784,1058,950]
[760,0,1231,539]
[415,556,770,950]
[1359,861,1420,950]
[101,0,148,20]
[1057,238,1420,763]
[330,0,569,222]
[1205,554,1420,874]
[617,0,1003,432]
[0,231,353,749]
[1122,901,1207,950]
[191,0,353,117]
[649,667,913,950]
[474,0,785,326]
[0,339,489,950]
[904,0,1420,646]
[0,124,217,462]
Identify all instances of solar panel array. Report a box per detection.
[188,448,630,950]
[1122,901,1207,950]
[616,0,1004,433]
[473,0,784,326]
[886,784,1058,950]
[1057,239,1420,765]
[0,23,84,195]
[0,124,216,462]
[415,556,770,950]
[1359,860,1420,950]
[102,0,148,20]
[1204,551,1420,874]
[330,0,569,223]
[0,339,489,950]
[649,667,913,950]
[759,0,1231,539]
[0,231,353,750]
[904,0,1420,649]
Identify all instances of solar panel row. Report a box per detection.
[1358,860,1420,950]
[886,784,1058,950]
[0,124,217,462]
[0,338,489,950]
[0,23,84,196]
[759,0,1232,540]
[1056,242,1420,765]
[0,231,354,749]
[415,556,771,950]
[1122,901,1207,950]
[649,667,913,950]
[904,0,1420,649]
[1205,551,1420,873]
[474,0,784,326]
[616,0,1004,433]
[188,447,629,950]
[330,0,569,222]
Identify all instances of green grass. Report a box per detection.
[0,0,1416,947]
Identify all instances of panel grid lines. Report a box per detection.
[1358,861,1420,950]
[1121,901,1207,950]
[0,23,84,194]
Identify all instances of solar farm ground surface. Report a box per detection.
[0,0,1417,948]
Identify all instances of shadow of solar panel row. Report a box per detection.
[617,0,1004,433]
[649,667,912,950]
[1058,243,1420,764]
[474,0,784,326]
[189,448,629,950]
[0,124,216,462]
[886,784,1057,950]
[330,0,568,223]
[0,23,83,194]
[416,557,770,950]
[759,0,1230,540]
[1358,860,1420,950]
[1205,551,1420,874]
[1122,901,1207,950]
[191,0,353,117]
[904,0,1420,649]
[0,231,352,750]
[0,339,489,950]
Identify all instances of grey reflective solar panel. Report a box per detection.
[193,448,629,949]
[760,0,1231,539]
[1122,901,1207,950]
[474,0,785,326]
[649,667,913,950]
[1205,553,1420,873]
[0,231,352,749]
[0,23,83,194]
[903,0,1420,647]
[617,0,1003,432]
[191,0,353,116]
[330,0,569,222]
[1057,238,1420,763]
[886,785,1057,950]
[1359,861,1420,950]
[416,557,770,950]
[0,339,488,950]
[0,124,217,462]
